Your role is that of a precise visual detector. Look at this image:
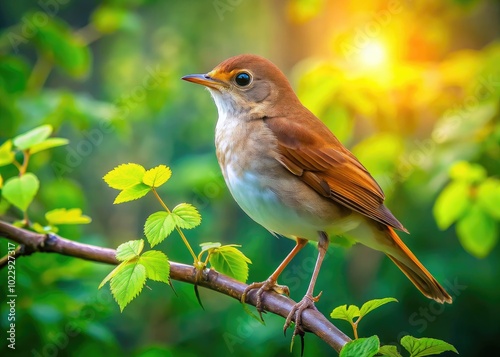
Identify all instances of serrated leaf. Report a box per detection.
[144,211,176,247]
[400,336,458,357]
[456,204,498,258]
[98,261,129,289]
[477,178,500,219]
[110,262,147,311]
[116,240,144,261]
[139,250,170,283]
[30,137,69,154]
[0,140,15,166]
[171,203,201,229]
[103,163,146,190]
[330,304,360,324]
[13,125,53,150]
[45,208,91,225]
[199,242,222,255]
[433,181,471,230]
[143,165,172,188]
[113,183,150,204]
[359,297,398,318]
[2,173,39,211]
[209,245,251,282]
[379,345,403,357]
[340,336,380,357]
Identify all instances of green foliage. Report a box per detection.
[206,244,252,282]
[340,336,380,357]
[2,173,39,211]
[0,125,88,232]
[333,298,458,356]
[400,336,458,357]
[100,163,250,310]
[331,297,397,339]
[99,240,170,311]
[45,208,92,225]
[378,345,403,357]
[433,161,500,257]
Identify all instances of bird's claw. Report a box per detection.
[283,291,322,336]
[241,279,289,319]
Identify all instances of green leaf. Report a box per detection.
[113,183,150,204]
[139,250,170,283]
[32,222,57,234]
[0,56,30,94]
[171,203,201,229]
[98,261,129,289]
[330,304,360,324]
[45,208,91,225]
[103,163,146,190]
[2,173,39,211]
[0,175,2,189]
[91,6,141,34]
[359,297,398,318]
[144,211,176,247]
[340,336,380,357]
[142,165,172,188]
[30,138,69,154]
[0,140,15,166]
[116,240,144,261]
[33,17,91,78]
[449,161,486,183]
[477,178,500,219]
[433,181,471,230]
[400,336,458,357]
[378,345,403,357]
[110,262,147,311]
[199,242,222,255]
[12,125,52,150]
[209,245,252,282]
[456,204,498,258]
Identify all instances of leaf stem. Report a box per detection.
[19,150,30,176]
[27,55,53,93]
[151,188,198,263]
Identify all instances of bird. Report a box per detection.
[182,54,452,338]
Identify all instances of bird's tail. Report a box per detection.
[384,227,452,304]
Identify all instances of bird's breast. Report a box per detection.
[214,115,356,240]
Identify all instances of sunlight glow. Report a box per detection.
[358,41,387,67]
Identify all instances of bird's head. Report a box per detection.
[182,54,299,119]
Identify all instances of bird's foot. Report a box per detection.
[241,278,290,319]
[283,291,323,339]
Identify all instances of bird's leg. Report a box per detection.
[241,238,308,317]
[284,231,329,339]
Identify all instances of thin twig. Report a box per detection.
[0,220,351,353]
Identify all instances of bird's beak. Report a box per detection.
[182,73,229,90]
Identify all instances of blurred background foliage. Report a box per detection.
[0,0,499,356]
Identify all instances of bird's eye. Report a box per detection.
[234,72,252,87]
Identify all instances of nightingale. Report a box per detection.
[182,54,452,336]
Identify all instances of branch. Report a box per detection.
[0,220,351,353]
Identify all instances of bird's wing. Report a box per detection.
[264,116,407,232]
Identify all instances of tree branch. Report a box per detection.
[0,220,351,353]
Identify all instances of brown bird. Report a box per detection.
[182,54,452,336]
